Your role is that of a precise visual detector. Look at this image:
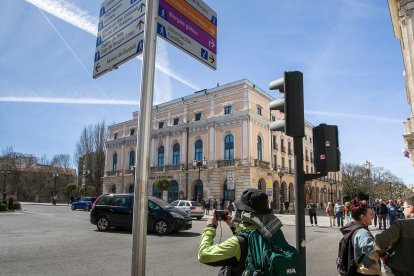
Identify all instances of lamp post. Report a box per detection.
[364,160,372,204]
[130,165,136,193]
[277,166,285,214]
[52,172,59,196]
[1,169,11,200]
[193,157,207,201]
[84,170,90,197]
[329,178,334,203]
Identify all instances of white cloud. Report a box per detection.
[0,96,137,105]
[306,110,402,123]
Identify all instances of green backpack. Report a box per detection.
[239,229,301,276]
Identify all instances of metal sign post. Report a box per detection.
[131,0,159,275]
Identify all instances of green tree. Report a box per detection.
[154,177,170,191]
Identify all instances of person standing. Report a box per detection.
[339,201,381,275]
[306,199,318,226]
[377,199,388,230]
[335,199,345,227]
[386,200,398,225]
[284,201,289,213]
[344,201,351,224]
[375,196,414,276]
[213,198,218,210]
[326,202,336,227]
[205,199,211,215]
[372,199,379,228]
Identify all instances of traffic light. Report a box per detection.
[269,71,304,137]
[313,124,340,173]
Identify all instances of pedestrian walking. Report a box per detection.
[284,201,289,213]
[326,201,336,227]
[205,199,210,215]
[375,196,414,276]
[335,199,345,227]
[377,199,388,230]
[386,200,398,225]
[372,199,379,227]
[306,199,318,226]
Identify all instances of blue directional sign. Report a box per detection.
[93,0,147,79]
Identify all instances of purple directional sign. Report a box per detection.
[157,0,217,70]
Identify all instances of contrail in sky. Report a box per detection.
[24,0,200,90]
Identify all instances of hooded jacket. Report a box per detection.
[340,221,380,275]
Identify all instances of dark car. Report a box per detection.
[71,197,96,211]
[90,194,192,235]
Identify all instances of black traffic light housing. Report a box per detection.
[313,124,340,173]
[269,71,304,138]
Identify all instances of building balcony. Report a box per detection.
[217,159,236,168]
[165,164,182,171]
[254,159,270,169]
[106,170,120,176]
[281,146,286,153]
[288,149,293,155]
[150,166,164,172]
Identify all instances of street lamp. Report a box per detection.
[277,166,285,214]
[52,172,59,195]
[364,160,372,204]
[84,170,90,197]
[1,169,11,200]
[192,157,207,200]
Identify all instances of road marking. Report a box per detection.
[24,211,53,216]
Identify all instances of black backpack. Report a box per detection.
[336,226,366,276]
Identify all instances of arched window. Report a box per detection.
[158,146,164,166]
[112,153,117,171]
[224,134,234,160]
[111,184,117,193]
[172,143,180,165]
[223,181,235,201]
[129,151,135,168]
[195,140,203,161]
[257,136,262,161]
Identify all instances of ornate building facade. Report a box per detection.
[102,79,342,210]
[388,0,414,163]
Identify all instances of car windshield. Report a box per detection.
[150,197,173,208]
[190,201,203,207]
[79,197,91,201]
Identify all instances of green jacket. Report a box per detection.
[198,225,255,267]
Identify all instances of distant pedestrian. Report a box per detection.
[326,202,335,227]
[220,197,225,210]
[334,199,344,227]
[319,201,323,209]
[205,200,210,215]
[387,200,398,225]
[377,199,388,230]
[344,201,351,224]
[213,198,218,210]
[284,201,289,213]
[306,199,318,226]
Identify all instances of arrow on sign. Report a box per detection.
[209,54,215,63]
[139,3,145,12]
[95,62,101,72]
[208,39,215,48]
[137,20,144,30]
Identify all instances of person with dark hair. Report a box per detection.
[198,188,287,275]
[339,201,380,275]
[306,199,318,226]
[376,199,388,230]
[375,196,414,276]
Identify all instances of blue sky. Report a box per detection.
[0,0,412,183]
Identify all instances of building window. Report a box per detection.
[257,136,262,161]
[288,159,292,174]
[282,157,285,168]
[172,143,180,165]
[305,149,309,161]
[129,151,135,168]
[224,134,234,160]
[173,118,179,125]
[130,129,135,136]
[195,113,201,121]
[224,106,232,114]
[257,106,262,116]
[272,135,277,150]
[112,153,117,171]
[281,138,285,152]
[310,137,312,143]
[273,155,277,169]
[271,115,275,122]
[195,140,203,160]
[306,165,309,173]
[158,146,164,166]
[288,142,292,155]
[114,133,118,140]
[159,122,164,129]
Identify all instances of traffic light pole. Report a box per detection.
[293,136,306,275]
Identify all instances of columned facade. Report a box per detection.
[102,79,343,210]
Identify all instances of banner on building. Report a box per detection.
[227,172,235,190]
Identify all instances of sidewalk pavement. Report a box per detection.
[20,202,70,207]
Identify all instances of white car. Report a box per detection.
[170,200,205,220]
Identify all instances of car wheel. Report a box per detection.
[71,205,75,211]
[97,217,110,231]
[196,216,203,220]
[154,219,170,235]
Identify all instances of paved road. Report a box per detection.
[0,204,351,275]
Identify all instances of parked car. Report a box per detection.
[170,200,205,220]
[71,197,96,211]
[90,194,192,235]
